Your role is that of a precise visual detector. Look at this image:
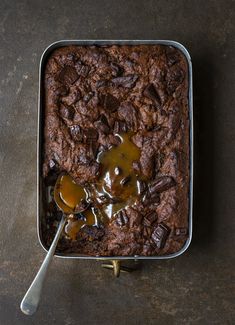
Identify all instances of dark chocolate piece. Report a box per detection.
[143,84,161,107]
[88,141,98,159]
[115,210,129,227]
[166,65,184,94]
[99,93,120,112]
[59,66,79,85]
[112,74,138,88]
[83,128,98,143]
[118,102,138,130]
[151,223,169,248]
[137,180,147,194]
[110,62,123,76]
[149,176,175,193]
[142,190,160,206]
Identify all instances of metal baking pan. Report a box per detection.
[37,40,193,263]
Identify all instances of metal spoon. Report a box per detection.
[20,173,87,315]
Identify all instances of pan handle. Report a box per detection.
[101,260,138,277]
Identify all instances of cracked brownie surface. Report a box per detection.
[42,44,190,256]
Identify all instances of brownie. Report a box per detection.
[42,44,189,256]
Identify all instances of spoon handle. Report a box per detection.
[20,215,66,315]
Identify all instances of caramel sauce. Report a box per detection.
[64,208,97,241]
[53,132,141,240]
[54,174,87,214]
[95,132,141,219]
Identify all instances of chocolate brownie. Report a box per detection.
[42,44,190,256]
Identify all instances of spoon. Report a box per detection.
[20,173,87,315]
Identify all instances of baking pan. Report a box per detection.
[37,40,193,263]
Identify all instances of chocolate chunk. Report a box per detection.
[175,228,188,236]
[83,91,94,103]
[88,141,98,159]
[99,93,120,112]
[110,62,123,76]
[166,66,184,93]
[83,128,98,143]
[137,179,147,194]
[118,102,138,130]
[114,120,128,133]
[96,79,109,88]
[142,190,160,206]
[59,66,79,85]
[69,125,83,142]
[94,114,110,134]
[143,211,157,226]
[143,84,161,108]
[151,223,169,248]
[60,104,75,120]
[115,210,129,227]
[112,74,138,88]
[114,166,122,175]
[149,176,175,193]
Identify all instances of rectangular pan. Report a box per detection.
[37,40,193,260]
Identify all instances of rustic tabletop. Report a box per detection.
[0,0,234,324]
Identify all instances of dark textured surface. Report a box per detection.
[0,0,234,324]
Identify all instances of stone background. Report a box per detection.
[0,0,234,324]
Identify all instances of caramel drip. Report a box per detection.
[95,132,141,218]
